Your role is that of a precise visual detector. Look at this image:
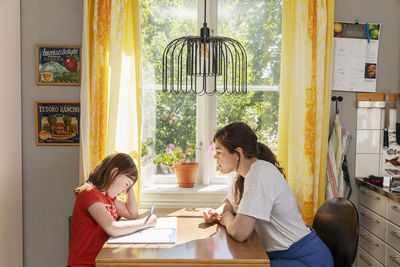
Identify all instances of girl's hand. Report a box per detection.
[219,211,234,227]
[144,215,157,228]
[203,208,221,223]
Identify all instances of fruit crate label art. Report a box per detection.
[36,44,81,86]
[35,101,80,146]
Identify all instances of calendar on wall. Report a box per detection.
[332,21,381,92]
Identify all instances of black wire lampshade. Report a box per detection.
[162,0,247,95]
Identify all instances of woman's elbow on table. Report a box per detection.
[232,234,246,242]
[228,226,251,242]
[227,214,255,242]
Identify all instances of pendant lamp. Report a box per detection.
[162,0,247,95]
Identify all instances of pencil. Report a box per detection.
[144,203,154,223]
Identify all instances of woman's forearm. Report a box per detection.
[226,219,246,242]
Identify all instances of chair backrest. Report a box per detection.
[68,215,72,245]
[312,197,359,267]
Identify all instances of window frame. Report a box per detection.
[139,0,281,206]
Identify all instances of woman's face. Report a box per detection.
[106,173,134,198]
[214,139,238,174]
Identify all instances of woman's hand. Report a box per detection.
[219,211,235,227]
[203,208,221,223]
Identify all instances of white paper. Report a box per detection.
[108,217,178,244]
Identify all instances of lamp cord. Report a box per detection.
[204,0,207,25]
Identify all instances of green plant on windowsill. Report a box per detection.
[153,143,199,188]
[152,143,196,169]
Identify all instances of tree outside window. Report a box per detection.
[140,0,282,180]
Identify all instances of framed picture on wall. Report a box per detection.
[35,44,81,86]
[35,101,80,146]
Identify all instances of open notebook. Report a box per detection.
[108,217,177,244]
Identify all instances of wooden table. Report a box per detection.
[96,208,270,266]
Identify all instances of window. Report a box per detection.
[140,0,282,186]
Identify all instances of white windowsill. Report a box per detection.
[140,183,229,208]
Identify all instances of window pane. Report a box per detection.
[140,0,197,175]
[155,92,196,162]
[217,92,279,153]
[218,0,282,86]
[140,0,197,85]
[217,0,282,155]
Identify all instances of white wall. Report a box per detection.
[0,0,23,266]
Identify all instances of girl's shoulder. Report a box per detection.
[76,184,107,207]
[77,184,102,198]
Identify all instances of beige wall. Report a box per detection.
[0,0,23,266]
[21,0,82,266]
[14,0,400,266]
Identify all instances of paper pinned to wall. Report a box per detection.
[108,217,178,244]
[331,21,381,92]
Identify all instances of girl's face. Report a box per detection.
[214,139,238,174]
[106,173,134,198]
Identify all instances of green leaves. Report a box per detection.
[153,142,197,166]
[155,91,196,156]
[140,0,281,158]
[47,114,57,125]
[63,115,72,125]
[217,91,279,153]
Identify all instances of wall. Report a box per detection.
[0,1,23,266]
[21,0,82,266]
[16,0,400,265]
[332,0,400,207]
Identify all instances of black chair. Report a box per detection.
[312,197,359,267]
[68,215,72,245]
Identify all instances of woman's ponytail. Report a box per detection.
[256,142,285,179]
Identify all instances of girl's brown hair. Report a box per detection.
[213,122,285,204]
[74,153,138,195]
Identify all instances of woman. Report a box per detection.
[204,122,333,267]
[67,153,157,267]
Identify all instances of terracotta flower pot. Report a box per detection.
[173,163,199,188]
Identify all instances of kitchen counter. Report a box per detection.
[356,176,400,266]
[355,177,400,203]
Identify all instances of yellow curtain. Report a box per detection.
[277,0,334,225]
[80,0,142,203]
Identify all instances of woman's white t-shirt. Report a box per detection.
[226,160,310,252]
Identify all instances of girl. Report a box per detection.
[67,153,157,267]
[204,122,333,267]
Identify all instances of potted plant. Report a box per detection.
[153,143,199,188]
